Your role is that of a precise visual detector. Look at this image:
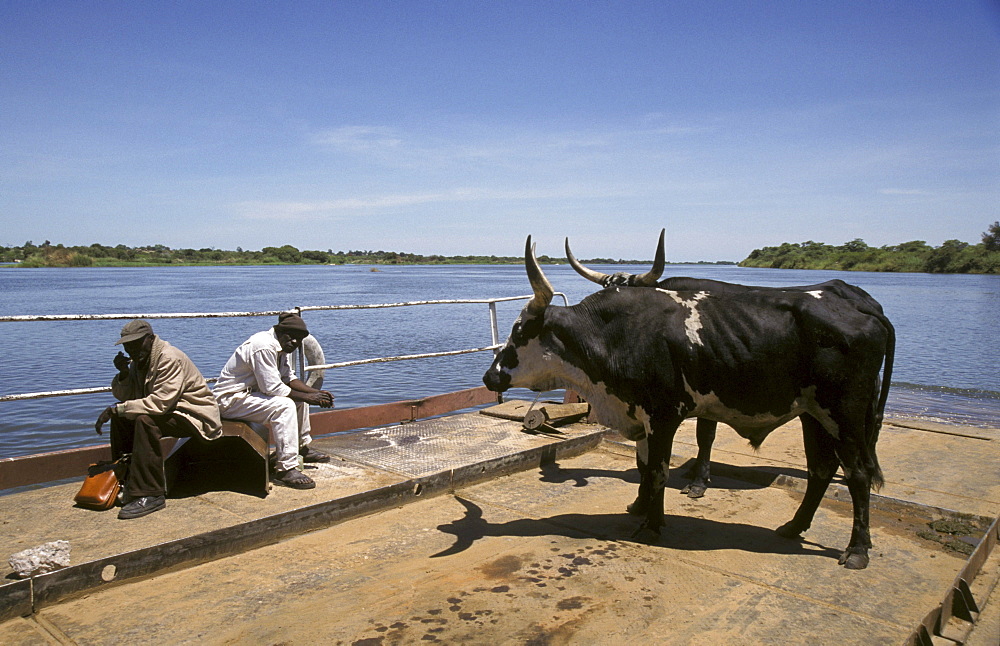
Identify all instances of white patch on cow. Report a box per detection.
[636,433,671,490]
[796,385,840,439]
[655,289,709,346]
[501,337,648,441]
[576,379,648,442]
[501,329,686,449]
[499,337,567,394]
[635,436,649,464]
[680,379,840,441]
[806,290,823,299]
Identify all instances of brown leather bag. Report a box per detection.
[74,461,123,510]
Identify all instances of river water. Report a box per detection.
[1,264,998,460]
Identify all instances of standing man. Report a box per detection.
[214,312,334,490]
[96,319,223,520]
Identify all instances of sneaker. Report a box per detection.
[118,495,165,520]
[299,445,331,463]
[274,469,315,490]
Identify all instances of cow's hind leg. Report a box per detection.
[680,418,716,498]
[776,415,838,542]
[835,440,876,570]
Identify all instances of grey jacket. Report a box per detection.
[111,336,223,441]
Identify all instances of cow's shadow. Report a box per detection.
[432,459,842,562]
[538,459,776,492]
[537,460,640,488]
[431,496,840,561]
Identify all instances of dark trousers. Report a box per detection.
[110,414,197,498]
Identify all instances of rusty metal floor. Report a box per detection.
[0,412,608,623]
[0,411,998,645]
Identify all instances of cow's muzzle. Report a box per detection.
[482,368,511,393]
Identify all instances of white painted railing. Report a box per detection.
[0,294,568,403]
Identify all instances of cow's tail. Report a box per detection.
[867,314,895,492]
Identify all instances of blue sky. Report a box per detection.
[3,1,998,261]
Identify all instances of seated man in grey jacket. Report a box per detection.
[95,319,223,520]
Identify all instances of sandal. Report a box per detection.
[300,445,331,463]
[274,469,315,490]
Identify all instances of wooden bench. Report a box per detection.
[164,419,271,497]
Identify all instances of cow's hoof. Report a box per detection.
[680,483,707,499]
[838,550,869,570]
[775,521,805,539]
[626,499,648,516]
[629,522,661,543]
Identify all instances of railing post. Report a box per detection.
[488,301,504,404]
[296,307,306,378]
[489,302,500,355]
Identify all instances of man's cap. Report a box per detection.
[274,312,309,336]
[115,319,154,345]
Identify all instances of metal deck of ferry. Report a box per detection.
[1,391,997,645]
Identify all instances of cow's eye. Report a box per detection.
[512,317,541,344]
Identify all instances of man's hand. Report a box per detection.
[113,351,131,379]
[287,380,334,408]
[311,390,334,408]
[95,406,116,435]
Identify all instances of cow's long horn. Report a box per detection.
[525,236,554,314]
[631,228,666,287]
[565,238,609,286]
[564,228,666,288]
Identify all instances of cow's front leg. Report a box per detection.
[631,420,679,541]
[627,435,652,516]
[681,418,717,498]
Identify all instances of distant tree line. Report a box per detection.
[739,222,1000,274]
[0,241,655,268]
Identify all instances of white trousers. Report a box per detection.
[216,391,312,473]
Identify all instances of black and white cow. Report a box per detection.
[564,229,895,499]
[483,236,896,569]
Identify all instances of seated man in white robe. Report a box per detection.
[214,312,334,489]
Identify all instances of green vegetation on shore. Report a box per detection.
[2,241,700,268]
[9,223,998,273]
[739,222,1000,274]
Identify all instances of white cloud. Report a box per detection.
[236,193,448,220]
[311,126,404,151]
[308,119,714,167]
[235,184,636,222]
[879,188,932,196]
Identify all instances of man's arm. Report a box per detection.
[286,379,334,408]
[109,351,137,401]
[117,355,186,418]
[99,352,140,434]
[249,348,293,398]
[97,354,186,433]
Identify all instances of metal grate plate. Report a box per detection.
[320,413,600,478]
